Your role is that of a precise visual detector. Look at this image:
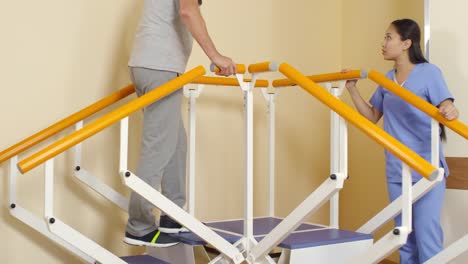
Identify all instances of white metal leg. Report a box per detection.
[47,217,126,264]
[122,171,244,264]
[184,84,203,216]
[237,73,255,251]
[44,158,122,263]
[351,227,410,264]
[10,206,95,263]
[247,173,346,262]
[9,156,18,205]
[401,163,412,232]
[45,159,54,218]
[119,117,129,173]
[328,81,347,229]
[357,168,444,234]
[74,169,129,211]
[74,121,83,168]
[9,154,95,263]
[261,88,276,218]
[424,233,468,264]
[329,84,340,228]
[72,120,129,211]
[267,92,276,217]
[244,85,254,247]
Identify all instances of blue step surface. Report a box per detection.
[121,255,170,264]
[255,228,373,249]
[172,217,373,250]
[205,216,322,236]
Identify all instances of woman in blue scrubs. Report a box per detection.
[345,19,459,263]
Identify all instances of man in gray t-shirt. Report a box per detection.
[124,0,237,248]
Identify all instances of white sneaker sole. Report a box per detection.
[123,237,179,248]
[159,227,190,234]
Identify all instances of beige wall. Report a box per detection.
[0,0,441,263]
[0,0,343,263]
[0,0,145,263]
[430,0,468,263]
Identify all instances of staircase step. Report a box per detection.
[205,216,322,236]
[121,255,170,264]
[172,217,372,250]
[255,228,373,249]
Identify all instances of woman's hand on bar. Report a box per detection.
[342,69,358,91]
[439,99,459,120]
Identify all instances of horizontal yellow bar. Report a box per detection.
[248,62,279,73]
[0,85,135,164]
[279,63,438,179]
[191,76,269,87]
[18,66,206,174]
[210,64,246,74]
[272,70,364,87]
[368,70,468,140]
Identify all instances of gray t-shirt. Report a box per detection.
[129,0,193,73]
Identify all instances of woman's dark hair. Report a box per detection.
[391,19,428,64]
[198,0,202,6]
[392,19,447,141]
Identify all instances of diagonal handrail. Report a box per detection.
[0,74,265,166]
[246,62,441,262]
[272,69,365,87]
[252,62,438,179]
[0,85,135,164]
[272,68,468,139]
[17,66,206,174]
[368,70,468,139]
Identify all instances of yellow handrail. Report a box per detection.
[368,70,468,139]
[278,63,438,179]
[18,66,206,174]
[192,76,269,87]
[248,62,279,73]
[210,64,246,74]
[0,85,135,164]
[272,70,364,88]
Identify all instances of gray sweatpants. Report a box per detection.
[126,67,187,236]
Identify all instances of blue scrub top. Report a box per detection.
[369,63,454,183]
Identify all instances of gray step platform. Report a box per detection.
[172,216,372,250]
[121,255,170,264]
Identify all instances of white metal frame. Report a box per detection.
[353,108,445,263]
[327,81,348,229]
[247,172,346,262]
[74,120,129,212]
[183,84,204,216]
[244,77,353,263]
[44,158,127,264]
[121,82,241,263]
[120,170,244,263]
[7,63,459,264]
[261,87,277,217]
[8,156,95,263]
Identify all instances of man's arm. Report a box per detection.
[179,0,236,76]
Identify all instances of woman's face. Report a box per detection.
[381,25,410,61]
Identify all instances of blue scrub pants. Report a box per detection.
[387,178,445,264]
